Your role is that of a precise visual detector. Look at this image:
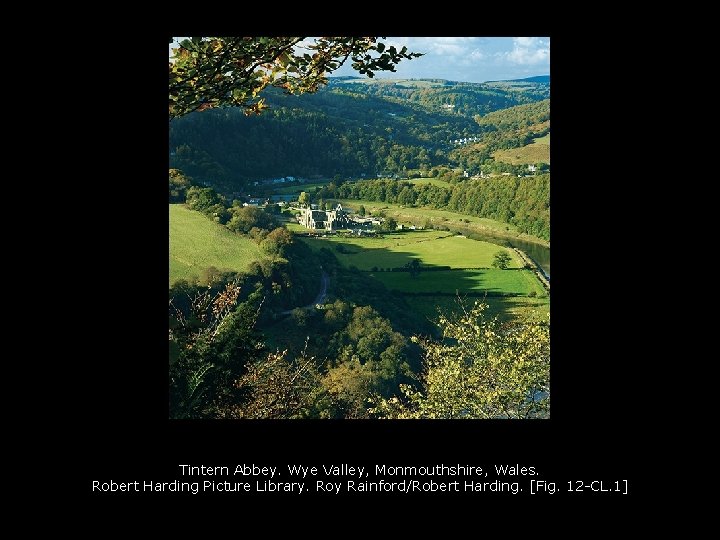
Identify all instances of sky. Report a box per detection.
[169,37,549,83]
[332,37,549,83]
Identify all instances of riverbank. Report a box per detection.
[514,248,550,292]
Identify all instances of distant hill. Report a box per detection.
[519,75,549,83]
[475,99,550,129]
[449,99,550,173]
[329,77,549,115]
[169,77,550,190]
[487,75,549,84]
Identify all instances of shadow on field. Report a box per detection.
[404,293,537,325]
[346,244,533,317]
[300,233,547,324]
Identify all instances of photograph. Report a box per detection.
[168,36,550,419]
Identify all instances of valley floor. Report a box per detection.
[300,228,549,324]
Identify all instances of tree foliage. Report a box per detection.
[492,251,512,270]
[298,191,310,208]
[261,226,294,257]
[324,305,412,418]
[381,217,398,232]
[169,37,422,120]
[371,301,550,419]
[169,168,193,202]
[404,258,421,278]
[226,205,278,234]
[324,176,550,240]
[221,348,330,419]
[169,281,266,418]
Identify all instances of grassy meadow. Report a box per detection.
[300,228,548,323]
[169,204,261,285]
[532,133,550,145]
[369,268,545,296]
[408,177,454,188]
[301,230,523,270]
[492,133,550,165]
[404,294,549,323]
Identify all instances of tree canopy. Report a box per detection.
[371,301,550,419]
[298,191,311,208]
[492,251,512,270]
[169,37,422,120]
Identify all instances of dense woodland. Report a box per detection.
[169,78,550,190]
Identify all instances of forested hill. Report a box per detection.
[328,77,549,117]
[169,77,549,191]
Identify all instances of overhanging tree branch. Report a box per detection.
[169,36,423,120]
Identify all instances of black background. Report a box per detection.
[68,29,645,503]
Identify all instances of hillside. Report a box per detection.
[169,204,261,285]
[449,99,550,174]
[169,77,550,192]
[329,77,549,116]
[493,133,550,165]
[170,87,473,188]
[474,99,549,131]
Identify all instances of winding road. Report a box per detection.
[312,270,329,306]
[281,269,329,315]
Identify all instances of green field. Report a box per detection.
[301,230,523,270]
[368,268,545,296]
[299,225,548,323]
[493,134,550,165]
[169,204,262,285]
[409,177,453,188]
[532,133,550,145]
[284,220,307,233]
[404,295,549,323]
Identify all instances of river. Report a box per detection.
[506,237,550,279]
[462,230,550,278]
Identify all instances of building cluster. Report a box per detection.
[451,136,481,145]
[298,204,383,233]
[299,204,350,231]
